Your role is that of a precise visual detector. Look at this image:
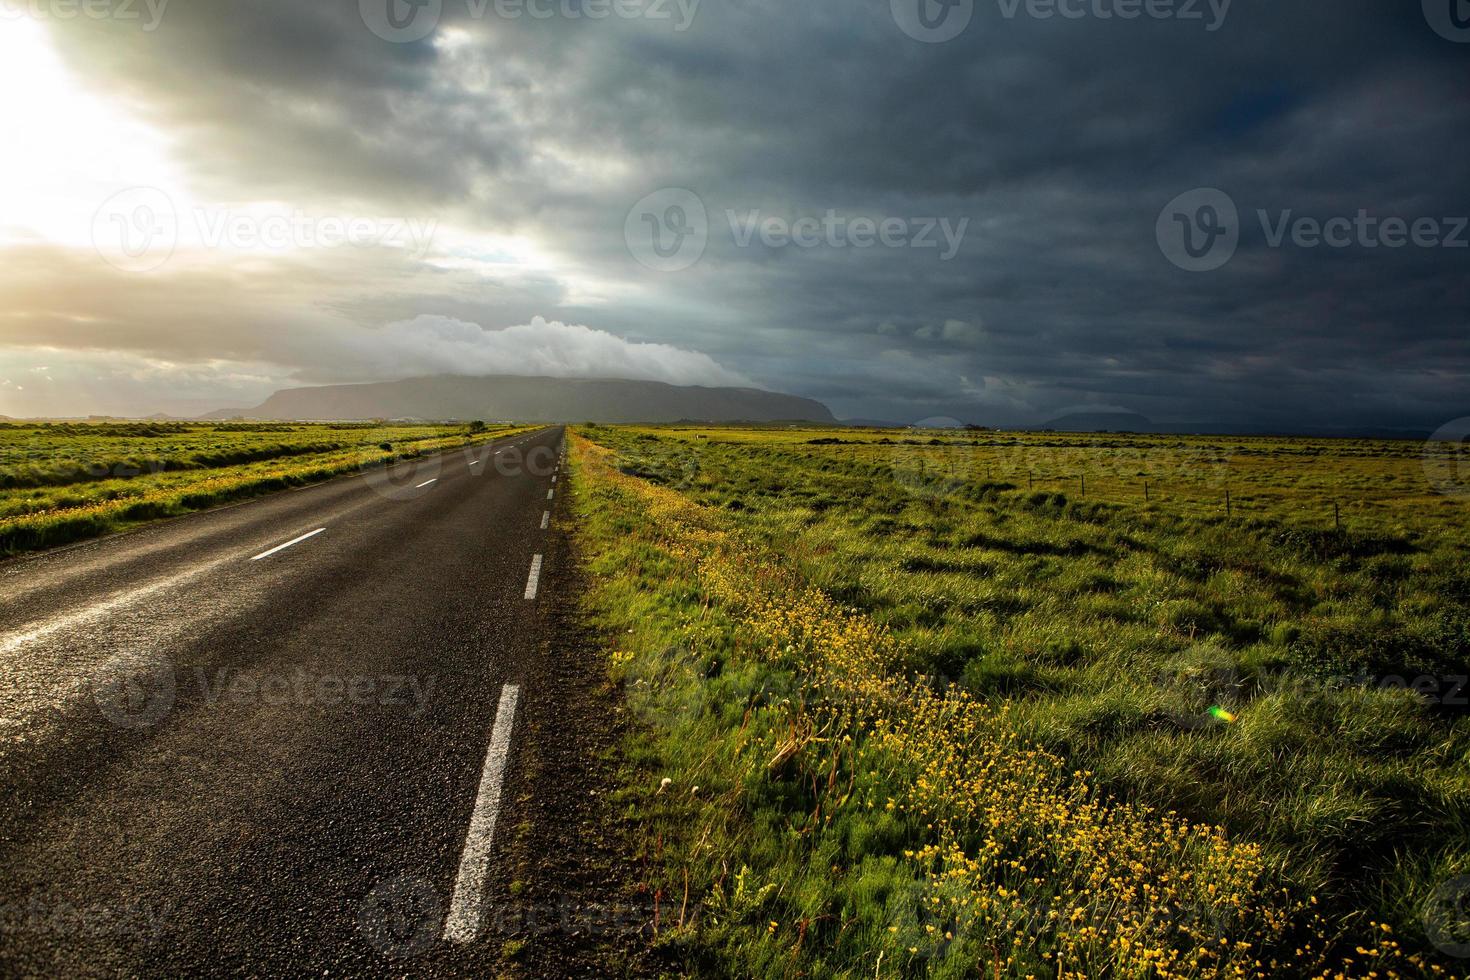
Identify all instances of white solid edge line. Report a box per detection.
[442,683,522,944]
[416,478,438,488]
[524,554,542,600]
[249,527,326,561]
[540,511,549,530]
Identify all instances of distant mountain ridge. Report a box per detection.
[1040,411,1156,432]
[203,375,835,424]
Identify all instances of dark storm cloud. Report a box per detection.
[20,0,1470,427]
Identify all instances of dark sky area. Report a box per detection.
[0,0,1466,428]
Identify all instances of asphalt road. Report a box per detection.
[0,425,571,976]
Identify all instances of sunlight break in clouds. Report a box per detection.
[346,316,754,389]
[0,18,183,248]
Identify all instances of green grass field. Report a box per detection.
[0,420,528,554]
[570,424,1470,978]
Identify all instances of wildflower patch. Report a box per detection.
[571,432,1441,978]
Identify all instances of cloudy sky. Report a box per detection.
[0,1,1465,427]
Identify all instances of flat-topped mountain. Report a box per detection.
[205,375,835,424]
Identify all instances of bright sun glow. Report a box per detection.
[0,18,563,275]
[0,18,188,249]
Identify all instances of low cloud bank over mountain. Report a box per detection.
[210,375,833,424]
[334,317,753,389]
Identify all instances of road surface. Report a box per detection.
[0,425,574,976]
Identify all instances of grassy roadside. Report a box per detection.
[568,429,1462,978]
[493,495,658,980]
[0,423,534,555]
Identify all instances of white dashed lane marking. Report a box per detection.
[442,683,522,944]
[524,554,543,600]
[249,528,326,562]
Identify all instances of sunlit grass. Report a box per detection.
[0,421,532,553]
[571,424,1469,977]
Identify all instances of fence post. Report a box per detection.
[1144,480,1150,502]
[1334,501,1340,530]
[1225,489,1231,518]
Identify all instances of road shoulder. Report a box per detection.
[492,485,658,979]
